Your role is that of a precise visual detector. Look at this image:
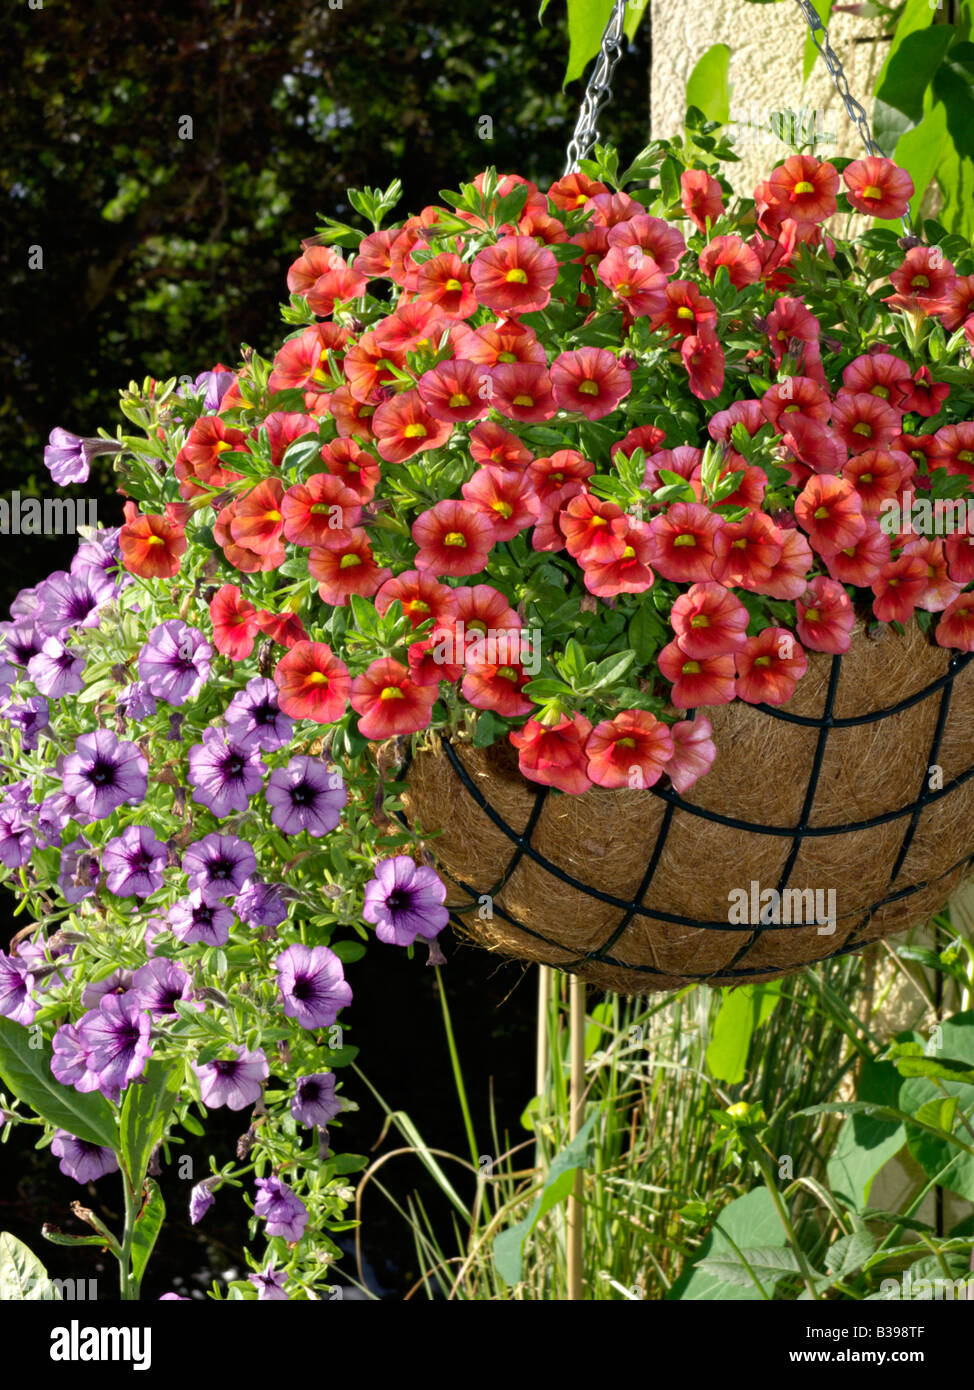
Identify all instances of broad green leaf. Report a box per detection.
[120,1059,181,1187]
[825,1230,877,1279]
[872,25,955,154]
[494,1109,599,1286]
[0,1232,61,1300]
[874,0,939,93]
[706,981,782,1084]
[803,0,833,83]
[564,0,616,86]
[131,1180,165,1283]
[0,1017,118,1150]
[901,1012,974,1202]
[668,1187,785,1301]
[826,1057,905,1209]
[696,1244,803,1290]
[886,98,948,230]
[685,44,730,125]
[932,40,974,162]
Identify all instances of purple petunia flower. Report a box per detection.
[0,658,15,700]
[133,957,193,1018]
[224,677,295,752]
[362,855,449,946]
[182,833,256,898]
[116,681,157,722]
[80,970,135,1010]
[71,528,123,583]
[291,1073,341,1129]
[189,1180,217,1225]
[158,1293,190,1301]
[249,1265,288,1301]
[194,1047,268,1111]
[58,837,99,903]
[235,878,288,930]
[50,1130,119,1183]
[16,936,74,993]
[168,888,234,947]
[34,791,76,849]
[27,636,85,699]
[100,825,168,898]
[0,952,37,1025]
[35,567,114,637]
[179,369,235,413]
[0,620,44,667]
[275,944,352,1030]
[62,729,148,822]
[138,621,212,706]
[265,757,347,838]
[43,429,121,487]
[6,696,50,751]
[0,806,34,869]
[51,1021,118,1102]
[187,728,266,818]
[254,1175,308,1243]
[75,993,152,1097]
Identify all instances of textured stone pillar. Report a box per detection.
[650,0,885,196]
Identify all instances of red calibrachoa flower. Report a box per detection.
[682,324,725,400]
[698,235,762,289]
[372,390,452,463]
[470,236,559,315]
[469,420,534,469]
[329,386,376,440]
[527,449,593,501]
[658,640,736,707]
[945,531,974,585]
[778,414,846,481]
[267,323,347,394]
[795,474,866,555]
[900,366,949,418]
[319,438,382,503]
[596,246,668,317]
[119,504,187,579]
[451,319,547,368]
[408,634,464,687]
[647,502,721,584]
[884,246,956,314]
[411,500,496,576]
[670,582,749,659]
[871,554,929,623]
[287,245,366,315]
[936,593,974,651]
[209,584,260,661]
[260,413,318,469]
[375,569,458,631]
[417,360,490,425]
[933,273,974,331]
[547,170,609,210]
[649,281,718,340]
[760,527,816,601]
[273,641,351,723]
[174,416,249,499]
[352,228,398,280]
[680,168,724,232]
[309,530,392,607]
[607,214,687,275]
[214,500,279,573]
[831,391,902,455]
[612,424,667,461]
[841,352,912,408]
[461,658,534,717]
[582,519,655,597]
[343,333,404,404]
[350,658,438,738]
[453,584,521,652]
[763,155,838,227]
[549,347,631,419]
[461,465,541,541]
[488,362,557,423]
[413,253,478,319]
[842,448,912,517]
[560,492,627,566]
[584,710,674,790]
[735,628,807,706]
[795,577,854,654]
[932,422,974,481]
[823,517,890,588]
[765,296,822,372]
[509,712,594,795]
[667,716,716,793]
[374,301,450,357]
[762,376,831,428]
[711,512,783,591]
[901,537,962,612]
[229,479,286,557]
[256,609,308,649]
[843,156,914,220]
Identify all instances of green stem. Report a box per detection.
[434,965,478,1168]
[746,1137,821,1301]
[118,1172,140,1301]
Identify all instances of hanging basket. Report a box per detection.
[397,622,974,994]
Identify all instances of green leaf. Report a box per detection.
[131,1180,165,1284]
[119,1059,181,1187]
[825,1230,877,1279]
[826,1056,905,1209]
[0,1232,61,1300]
[706,981,782,1084]
[628,603,665,664]
[0,1017,118,1150]
[696,1244,803,1290]
[803,0,833,83]
[933,41,974,163]
[564,0,616,86]
[668,1187,785,1301]
[685,44,730,126]
[889,1051,974,1087]
[901,1012,974,1200]
[872,25,955,155]
[330,940,366,964]
[493,1109,599,1286]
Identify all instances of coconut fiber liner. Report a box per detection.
[392,622,974,994]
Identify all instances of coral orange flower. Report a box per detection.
[666,715,716,793]
[680,169,724,232]
[550,347,631,419]
[488,362,557,423]
[547,171,610,210]
[173,415,249,499]
[352,228,399,281]
[229,479,286,557]
[559,492,627,566]
[209,584,260,661]
[670,582,749,659]
[309,530,392,607]
[413,253,478,319]
[932,422,974,481]
[711,512,783,591]
[461,465,540,541]
[658,640,736,707]
[509,713,594,795]
[758,526,815,600]
[841,352,912,408]
[936,592,974,651]
[452,583,521,654]
[120,506,187,579]
[647,502,722,584]
[273,641,350,723]
[470,235,559,316]
[596,246,668,317]
[584,710,674,790]
[823,517,890,588]
[682,324,725,401]
[373,301,451,357]
[900,366,949,418]
[795,474,866,555]
[884,246,956,314]
[372,390,452,464]
[648,280,718,340]
[607,214,687,276]
[698,235,762,289]
[841,449,911,517]
[932,273,974,332]
[709,398,766,444]
[256,609,308,649]
[843,156,914,220]
[407,635,464,687]
[451,318,546,368]
[761,376,831,429]
[329,386,376,440]
[945,531,974,585]
[765,296,821,371]
[417,359,489,425]
[735,628,807,706]
[795,577,854,654]
[268,323,347,394]
[469,420,534,470]
[287,245,366,315]
[319,437,381,503]
[611,424,667,462]
[778,414,846,482]
[350,658,438,739]
[764,155,838,226]
[831,391,903,456]
[343,333,405,405]
[900,537,962,613]
[582,519,655,597]
[461,658,534,717]
[411,500,495,577]
[214,500,281,573]
[871,554,929,624]
[259,412,319,470]
[375,569,459,631]
[527,449,593,501]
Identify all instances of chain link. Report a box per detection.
[563,0,629,176]
[793,0,913,234]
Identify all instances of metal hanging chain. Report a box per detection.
[563,0,628,176]
[794,0,913,234]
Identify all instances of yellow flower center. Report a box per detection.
[403,423,428,438]
[862,184,883,200]
[622,545,636,559]
[617,736,636,748]
[513,394,535,407]
[339,553,362,569]
[497,666,517,680]
[912,275,930,289]
[755,655,772,667]
[444,532,467,547]
[505,268,529,284]
[379,685,404,700]
[493,501,513,518]
[690,614,710,628]
[793,180,815,194]
[676,306,696,320]
[146,535,165,546]
[444,278,463,292]
[673,534,696,547]
[804,606,820,623]
[497,351,517,363]
[959,451,974,463]
[578,380,600,395]
[449,393,471,408]
[682,660,701,675]
[859,472,873,484]
[852,422,872,436]
[306,671,328,685]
